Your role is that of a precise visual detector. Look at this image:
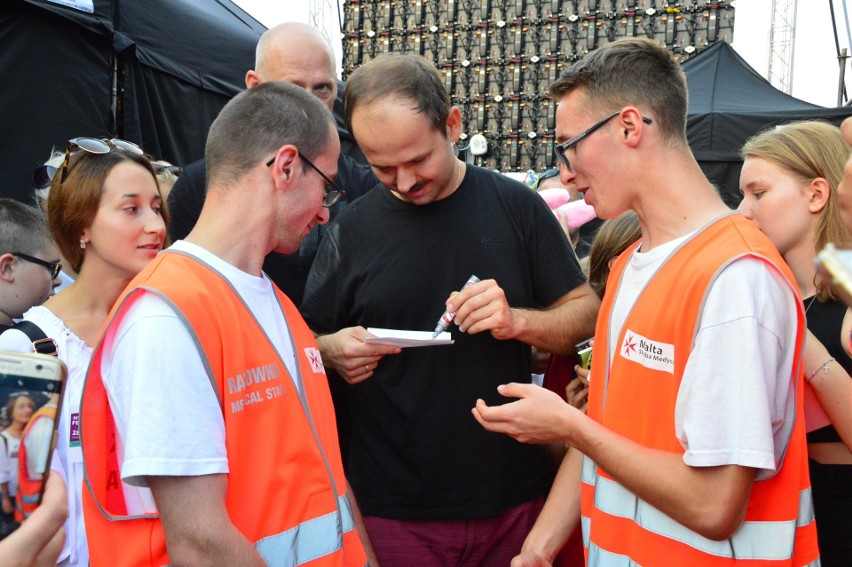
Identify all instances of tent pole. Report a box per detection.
[839,48,849,107]
[111,55,118,134]
[111,56,125,137]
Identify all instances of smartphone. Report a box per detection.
[576,338,593,370]
[0,351,66,514]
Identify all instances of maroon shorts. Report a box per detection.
[363,498,545,567]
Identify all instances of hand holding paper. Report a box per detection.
[315,326,400,385]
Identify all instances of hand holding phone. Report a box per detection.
[0,351,66,517]
[576,338,593,370]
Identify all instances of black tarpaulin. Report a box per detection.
[1,0,265,204]
[683,41,852,206]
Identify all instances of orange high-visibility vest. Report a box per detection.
[81,251,366,567]
[14,404,57,522]
[582,214,819,565]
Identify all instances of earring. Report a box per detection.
[80,239,86,249]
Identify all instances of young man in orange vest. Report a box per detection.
[80,82,374,566]
[473,38,820,565]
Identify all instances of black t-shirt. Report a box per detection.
[302,164,587,520]
[166,152,378,306]
[806,296,851,443]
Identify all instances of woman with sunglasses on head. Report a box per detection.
[738,121,852,564]
[0,138,168,566]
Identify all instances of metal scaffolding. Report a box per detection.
[767,0,798,94]
[341,0,735,173]
[309,0,343,40]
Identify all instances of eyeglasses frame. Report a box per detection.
[11,252,62,279]
[554,111,653,172]
[265,151,346,208]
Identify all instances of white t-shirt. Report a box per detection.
[605,232,798,478]
[99,241,299,515]
[0,306,92,566]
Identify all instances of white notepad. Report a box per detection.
[364,327,454,348]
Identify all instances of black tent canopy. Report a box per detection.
[683,41,852,206]
[4,7,851,208]
[1,0,265,204]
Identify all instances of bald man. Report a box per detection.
[167,22,379,306]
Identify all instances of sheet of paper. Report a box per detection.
[816,243,852,306]
[364,327,454,348]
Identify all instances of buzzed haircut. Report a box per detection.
[343,54,450,137]
[205,81,334,189]
[0,198,51,257]
[550,38,688,145]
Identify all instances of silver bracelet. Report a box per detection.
[807,357,836,383]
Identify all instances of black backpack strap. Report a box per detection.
[12,321,58,357]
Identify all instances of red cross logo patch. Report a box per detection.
[304,347,325,373]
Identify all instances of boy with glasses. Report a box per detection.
[0,198,59,332]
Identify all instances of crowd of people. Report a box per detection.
[1,21,852,567]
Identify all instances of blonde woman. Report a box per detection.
[738,120,852,564]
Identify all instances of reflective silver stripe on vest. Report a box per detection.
[587,542,640,567]
[255,493,355,566]
[586,463,814,560]
[581,455,594,551]
[19,493,40,504]
[582,454,596,484]
[13,497,30,519]
[796,486,815,527]
[581,515,591,549]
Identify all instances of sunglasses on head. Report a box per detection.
[32,138,145,189]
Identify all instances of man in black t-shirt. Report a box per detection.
[301,54,600,567]
[167,23,378,306]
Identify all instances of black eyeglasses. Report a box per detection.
[12,252,62,279]
[56,138,144,185]
[266,152,346,208]
[554,111,653,172]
